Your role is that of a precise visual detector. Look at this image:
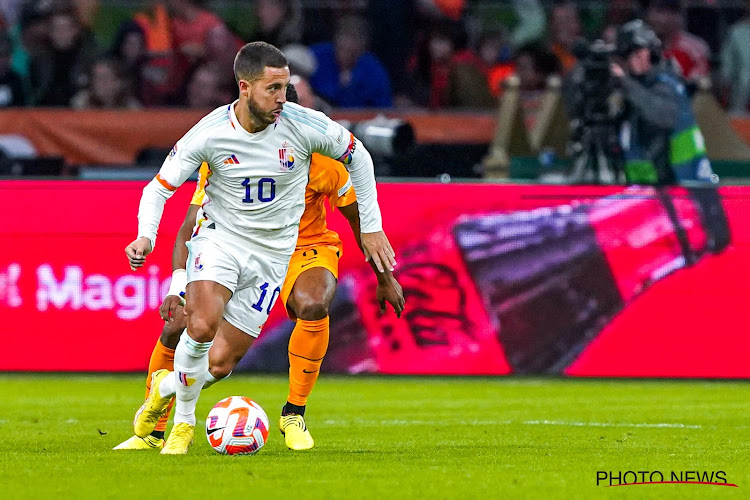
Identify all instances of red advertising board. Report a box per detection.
[1,181,748,377]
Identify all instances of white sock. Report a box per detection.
[173,335,213,426]
[158,328,187,398]
[158,372,177,398]
[203,370,231,390]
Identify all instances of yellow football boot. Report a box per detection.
[133,369,173,438]
[112,435,164,451]
[161,423,195,455]
[279,414,314,451]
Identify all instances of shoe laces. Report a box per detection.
[171,423,193,438]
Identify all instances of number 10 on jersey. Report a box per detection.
[241,178,276,203]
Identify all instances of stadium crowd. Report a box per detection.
[0,0,749,112]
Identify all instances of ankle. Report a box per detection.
[282,402,306,416]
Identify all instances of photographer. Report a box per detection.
[613,20,715,184]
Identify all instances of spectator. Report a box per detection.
[647,0,710,81]
[289,73,331,114]
[204,22,243,94]
[310,15,392,108]
[71,57,141,109]
[601,0,640,44]
[166,0,229,84]
[446,43,495,109]
[112,21,146,77]
[515,44,560,94]
[254,0,303,48]
[29,7,98,106]
[111,21,146,100]
[478,29,515,97]
[131,3,173,106]
[420,21,492,109]
[10,0,54,87]
[548,1,581,74]
[514,44,561,122]
[282,43,317,79]
[720,0,750,112]
[185,62,230,108]
[0,30,25,106]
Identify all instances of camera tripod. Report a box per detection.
[568,121,624,184]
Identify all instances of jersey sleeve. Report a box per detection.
[309,154,357,208]
[332,163,356,208]
[302,107,382,233]
[190,162,211,206]
[137,130,208,248]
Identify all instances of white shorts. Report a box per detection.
[186,230,289,337]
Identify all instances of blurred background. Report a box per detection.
[1,0,749,377]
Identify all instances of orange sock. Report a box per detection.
[145,339,175,433]
[287,317,329,406]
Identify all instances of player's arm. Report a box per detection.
[159,204,200,322]
[125,137,206,270]
[311,111,396,273]
[339,201,405,318]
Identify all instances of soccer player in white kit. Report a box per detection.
[124,42,395,455]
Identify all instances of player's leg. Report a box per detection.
[207,319,256,383]
[147,319,184,432]
[281,250,338,450]
[285,267,336,413]
[113,317,185,451]
[159,279,231,454]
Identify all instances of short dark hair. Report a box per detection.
[286,82,298,104]
[233,41,288,84]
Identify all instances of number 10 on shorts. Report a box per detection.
[252,282,281,314]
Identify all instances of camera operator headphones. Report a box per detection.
[616,20,662,64]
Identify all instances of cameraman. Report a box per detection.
[613,20,715,184]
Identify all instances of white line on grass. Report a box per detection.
[322,419,702,429]
[521,420,702,429]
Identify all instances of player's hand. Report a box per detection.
[159,295,185,322]
[125,237,153,271]
[376,275,405,318]
[361,231,396,273]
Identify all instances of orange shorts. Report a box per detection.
[280,244,341,315]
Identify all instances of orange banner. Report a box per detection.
[0,108,748,166]
[0,108,497,165]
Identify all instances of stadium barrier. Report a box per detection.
[2,109,750,167]
[1,180,748,377]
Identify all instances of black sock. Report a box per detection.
[282,402,306,417]
[151,430,165,440]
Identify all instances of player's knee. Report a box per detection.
[187,315,219,343]
[160,322,184,349]
[294,300,329,321]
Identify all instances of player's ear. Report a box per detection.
[238,79,250,97]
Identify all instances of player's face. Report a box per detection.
[244,66,290,126]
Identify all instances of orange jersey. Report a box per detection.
[297,153,356,250]
[190,162,211,206]
[188,155,356,249]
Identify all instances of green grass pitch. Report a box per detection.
[0,375,748,499]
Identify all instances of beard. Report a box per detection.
[247,93,278,126]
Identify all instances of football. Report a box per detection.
[205,396,270,455]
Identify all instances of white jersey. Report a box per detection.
[137,101,382,260]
